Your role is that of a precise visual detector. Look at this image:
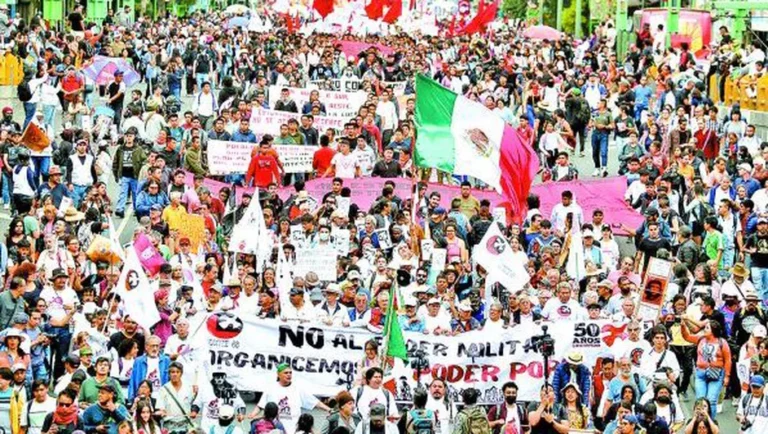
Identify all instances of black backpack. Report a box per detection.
[17,81,31,102]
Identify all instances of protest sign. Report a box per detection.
[431,248,447,271]
[295,247,337,281]
[207,140,319,175]
[268,86,367,118]
[290,225,306,247]
[133,233,165,276]
[310,78,407,95]
[202,318,630,402]
[332,229,350,257]
[421,239,433,260]
[337,197,351,216]
[20,122,51,152]
[178,214,206,251]
[58,196,73,217]
[250,109,347,136]
[375,228,392,249]
[492,207,507,226]
[638,257,672,321]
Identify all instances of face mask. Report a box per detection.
[656,395,671,404]
[319,233,329,241]
[505,396,517,405]
[726,299,738,306]
[219,418,233,427]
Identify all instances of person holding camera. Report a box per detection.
[737,375,768,434]
[527,384,569,434]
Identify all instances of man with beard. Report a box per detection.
[731,290,768,347]
[488,382,529,434]
[254,364,330,433]
[425,379,457,434]
[640,383,683,431]
[108,315,145,357]
[127,335,170,402]
[721,263,757,306]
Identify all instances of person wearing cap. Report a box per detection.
[106,68,126,126]
[398,297,425,333]
[281,287,316,322]
[315,284,350,327]
[36,164,70,208]
[736,374,768,433]
[53,353,81,395]
[81,382,131,434]
[736,162,762,198]
[40,267,79,376]
[127,335,170,403]
[79,355,125,408]
[254,363,330,433]
[450,300,481,335]
[112,126,147,218]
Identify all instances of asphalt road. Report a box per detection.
[0,86,742,432]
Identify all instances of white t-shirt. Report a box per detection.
[20,397,56,434]
[351,386,398,421]
[145,357,162,398]
[40,286,79,322]
[541,298,585,321]
[737,393,768,434]
[504,404,522,434]
[612,338,653,370]
[331,152,360,179]
[258,383,320,434]
[425,396,457,434]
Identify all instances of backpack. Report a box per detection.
[407,409,435,434]
[458,407,491,434]
[252,419,277,434]
[17,81,31,102]
[575,99,591,125]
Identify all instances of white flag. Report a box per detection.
[474,223,529,294]
[107,215,125,259]
[229,196,273,272]
[117,247,161,330]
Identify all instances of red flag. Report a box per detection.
[498,125,539,224]
[456,0,498,35]
[313,0,334,18]
[382,0,401,24]
[477,0,486,14]
[447,15,456,37]
[365,0,384,20]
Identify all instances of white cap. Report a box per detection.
[427,297,441,305]
[458,300,472,312]
[754,325,767,338]
[582,229,594,238]
[219,405,235,419]
[404,297,418,307]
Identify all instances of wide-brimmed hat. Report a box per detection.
[64,207,85,223]
[732,263,750,278]
[566,351,583,364]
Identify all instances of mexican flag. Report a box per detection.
[414,74,539,221]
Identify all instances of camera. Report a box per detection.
[524,325,556,358]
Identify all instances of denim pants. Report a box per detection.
[31,156,50,183]
[23,102,36,130]
[44,325,72,379]
[753,267,768,301]
[695,367,724,419]
[72,184,89,208]
[591,132,609,169]
[1,172,11,204]
[117,177,139,213]
[42,104,56,130]
[196,73,209,91]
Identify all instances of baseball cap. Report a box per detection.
[98,383,117,394]
[752,375,766,387]
[10,363,26,373]
[369,404,386,421]
[427,297,441,305]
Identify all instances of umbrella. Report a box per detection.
[523,25,563,41]
[83,56,140,86]
[227,16,249,28]
[225,4,249,14]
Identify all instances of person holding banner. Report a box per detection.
[254,363,330,434]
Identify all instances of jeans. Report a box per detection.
[44,325,72,379]
[1,172,11,204]
[224,174,244,186]
[117,177,139,213]
[42,104,56,131]
[23,102,36,130]
[694,367,724,419]
[31,156,50,183]
[30,361,48,382]
[196,73,209,91]
[170,86,181,99]
[753,267,768,301]
[72,184,89,208]
[591,132,609,169]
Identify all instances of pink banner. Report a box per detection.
[184,173,643,235]
[334,40,394,58]
[133,233,166,276]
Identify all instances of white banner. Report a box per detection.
[250,109,347,136]
[294,247,338,281]
[202,318,630,403]
[269,86,368,119]
[207,140,319,175]
[310,79,407,96]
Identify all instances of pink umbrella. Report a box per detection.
[523,25,564,41]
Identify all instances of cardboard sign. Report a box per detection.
[421,239,434,260]
[207,140,319,175]
[20,122,51,152]
[431,248,447,271]
[492,207,507,226]
[332,229,350,257]
[295,247,337,281]
[337,197,351,217]
[268,85,367,118]
[57,196,73,217]
[177,214,206,251]
[290,225,306,247]
[250,109,347,136]
[638,257,672,321]
[376,228,392,249]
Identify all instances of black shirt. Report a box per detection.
[701,310,727,334]
[637,237,672,270]
[746,233,768,268]
[527,402,568,434]
[109,331,146,356]
[68,12,84,31]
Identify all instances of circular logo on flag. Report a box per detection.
[485,235,506,256]
[207,312,244,339]
[125,270,140,292]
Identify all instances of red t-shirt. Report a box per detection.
[246,154,281,188]
[313,147,336,177]
[61,75,83,101]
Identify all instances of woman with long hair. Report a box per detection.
[111,339,138,398]
[559,383,592,430]
[134,401,160,434]
[682,320,731,419]
[356,339,381,386]
[684,398,719,434]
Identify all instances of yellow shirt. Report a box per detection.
[162,205,188,231]
[459,196,481,219]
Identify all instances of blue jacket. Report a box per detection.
[232,130,257,143]
[734,177,761,198]
[551,362,591,406]
[127,355,171,402]
[708,185,736,206]
[81,403,131,434]
[134,191,170,218]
